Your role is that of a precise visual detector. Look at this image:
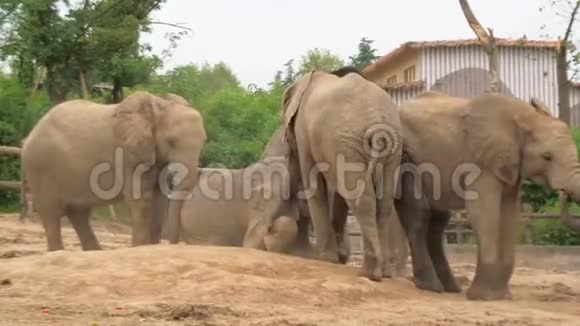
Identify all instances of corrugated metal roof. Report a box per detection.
[364,38,560,76]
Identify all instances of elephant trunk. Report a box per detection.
[559,190,580,232]
[166,166,200,244]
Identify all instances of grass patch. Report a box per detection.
[0,202,20,214]
[92,202,130,225]
[531,201,580,246]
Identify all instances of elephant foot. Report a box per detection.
[466,263,512,301]
[319,251,340,264]
[82,244,103,251]
[412,268,444,293]
[358,267,383,282]
[338,251,350,264]
[441,277,462,293]
[414,276,445,293]
[381,263,393,279]
[466,284,512,301]
[360,255,383,282]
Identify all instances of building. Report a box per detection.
[362,38,580,126]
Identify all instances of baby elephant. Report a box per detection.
[171,157,313,256]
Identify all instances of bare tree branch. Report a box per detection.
[459,0,499,93]
[149,21,192,31]
[459,0,491,45]
[556,0,580,125]
[563,0,580,44]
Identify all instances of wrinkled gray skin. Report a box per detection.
[260,127,351,263]
[559,191,580,232]
[173,128,351,260]
[177,157,307,255]
[281,71,402,281]
[21,92,206,251]
[396,91,580,301]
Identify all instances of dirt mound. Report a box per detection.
[1,214,580,325]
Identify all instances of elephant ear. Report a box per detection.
[280,72,316,142]
[462,94,523,186]
[113,91,159,164]
[530,97,553,117]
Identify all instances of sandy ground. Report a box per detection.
[1,214,579,325]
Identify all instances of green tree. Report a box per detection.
[349,37,379,70]
[297,48,344,75]
[0,0,175,104]
[0,72,50,207]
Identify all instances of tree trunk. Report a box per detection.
[486,29,500,93]
[112,77,123,103]
[459,0,499,93]
[46,67,68,105]
[79,69,90,100]
[557,0,580,125]
[558,43,572,125]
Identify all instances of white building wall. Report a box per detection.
[418,45,560,117]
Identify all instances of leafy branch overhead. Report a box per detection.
[0,0,190,104]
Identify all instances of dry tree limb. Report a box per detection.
[459,0,499,93]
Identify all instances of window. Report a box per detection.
[404,65,416,82]
[386,75,397,85]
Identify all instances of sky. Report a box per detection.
[142,0,566,88]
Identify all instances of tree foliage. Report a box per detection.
[0,0,171,103]
[297,48,345,75]
[349,37,379,70]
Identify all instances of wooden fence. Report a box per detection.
[0,145,33,220]
[344,211,579,256]
[0,144,119,222]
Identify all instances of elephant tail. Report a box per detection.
[354,156,379,209]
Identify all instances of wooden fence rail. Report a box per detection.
[0,144,117,222]
[345,211,579,256]
[0,145,32,221]
[0,146,21,156]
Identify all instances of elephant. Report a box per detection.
[259,126,352,263]
[280,70,402,281]
[394,91,580,300]
[21,91,206,251]
[559,190,580,232]
[171,127,352,261]
[175,157,311,255]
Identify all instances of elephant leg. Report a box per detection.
[151,186,168,244]
[124,167,156,246]
[465,174,508,301]
[331,192,350,264]
[294,206,313,252]
[376,156,404,278]
[497,188,521,297]
[67,207,101,251]
[306,179,338,262]
[394,167,443,292]
[36,199,65,251]
[428,210,460,293]
[397,202,443,292]
[342,176,382,282]
[298,150,339,263]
